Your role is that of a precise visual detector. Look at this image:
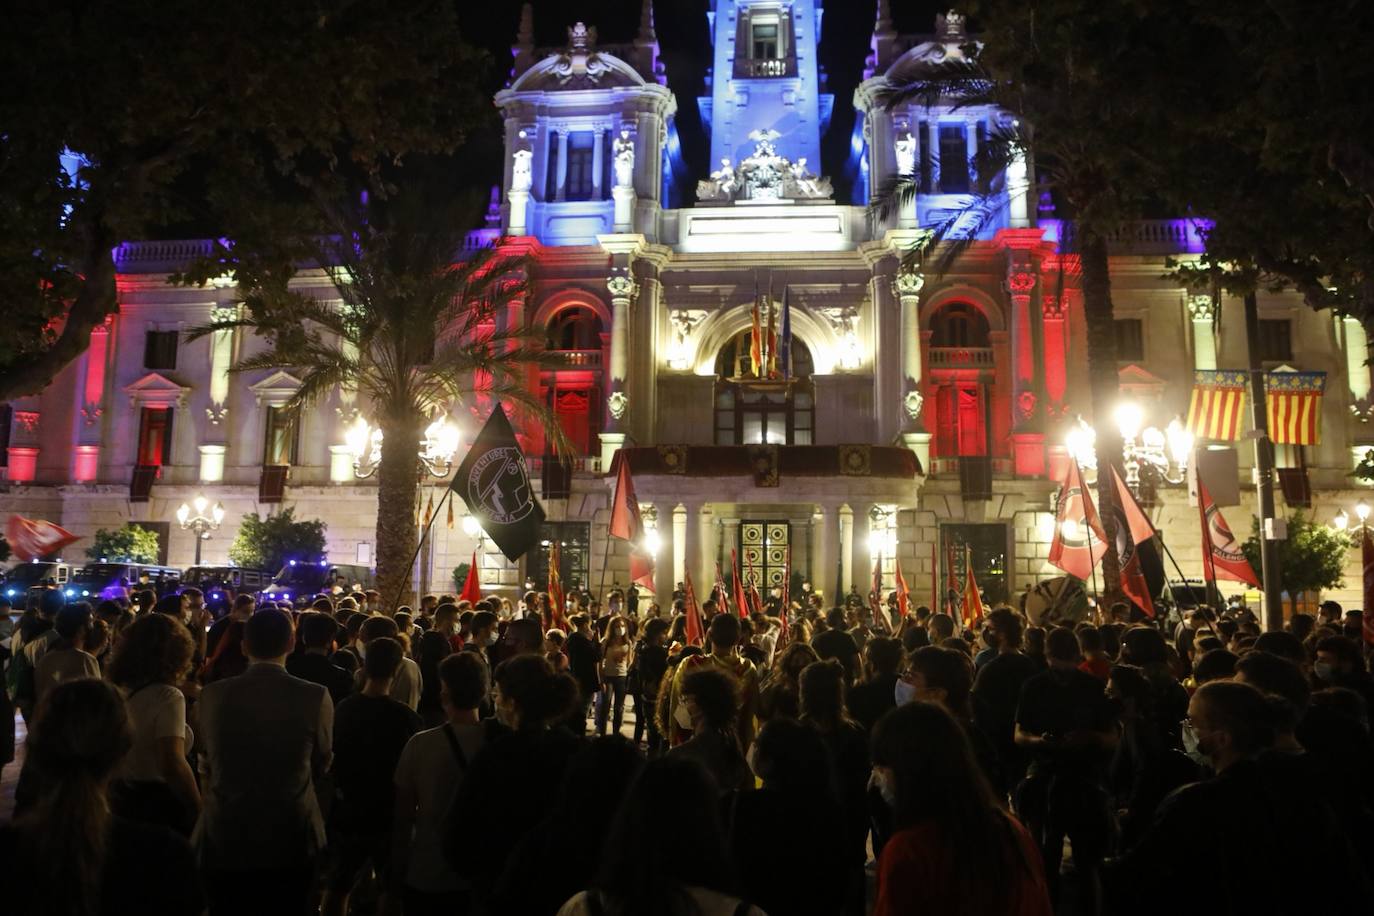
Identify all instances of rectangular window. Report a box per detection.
[1114,318,1145,362]
[938,125,969,194]
[565,132,595,201]
[1258,319,1293,362]
[752,22,779,59]
[143,330,179,370]
[545,131,559,200]
[934,383,987,457]
[263,406,299,466]
[918,120,933,193]
[0,404,10,467]
[136,407,173,466]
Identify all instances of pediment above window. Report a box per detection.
[124,372,190,408]
[249,370,304,407]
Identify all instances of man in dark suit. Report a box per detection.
[195,608,333,916]
[287,610,355,705]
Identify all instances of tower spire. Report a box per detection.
[510,2,535,82]
[637,0,656,44]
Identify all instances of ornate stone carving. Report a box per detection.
[1016,390,1038,421]
[903,390,925,420]
[1186,294,1217,322]
[13,410,39,434]
[668,308,707,344]
[940,10,967,38]
[511,134,534,193]
[210,305,239,326]
[205,404,229,426]
[817,304,859,335]
[893,270,925,297]
[1351,400,1374,423]
[1041,295,1065,320]
[550,22,612,85]
[606,274,636,300]
[607,391,629,419]
[81,403,103,427]
[695,130,833,202]
[612,128,635,189]
[1006,271,1037,296]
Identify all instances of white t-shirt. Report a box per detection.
[119,683,194,783]
[33,647,100,704]
[558,887,767,916]
[393,722,486,892]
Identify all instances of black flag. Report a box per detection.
[452,404,545,561]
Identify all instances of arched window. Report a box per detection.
[713,331,815,445]
[929,302,990,348]
[546,306,604,351]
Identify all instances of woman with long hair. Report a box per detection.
[667,667,752,792]
[596,614,633,735]
[0,679,204,916]
[105,613,201,834]
[558,756,765,916]
[870,702,1052,916]
[758,642,818,722]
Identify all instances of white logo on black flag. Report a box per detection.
[453,404,545,560]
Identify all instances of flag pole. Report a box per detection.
[1154,532,1223,643]
[597,527,613,609]
[391,480,455,614]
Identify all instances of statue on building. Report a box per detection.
[894,127,917,176]
[613,129,635,189]
[695,131,832,203]
[511,148,533,193]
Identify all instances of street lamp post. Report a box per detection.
[176,495,225,566]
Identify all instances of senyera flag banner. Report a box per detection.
[1186,369,1248,441]
[5,515,80,562]
[1264,371,1326,446]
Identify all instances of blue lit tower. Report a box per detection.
[699,1,834,173]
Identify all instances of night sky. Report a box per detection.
[461,0,948,202]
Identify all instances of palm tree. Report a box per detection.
[867,31,1164,600]
[191,184,567,605]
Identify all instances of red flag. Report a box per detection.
[870,555,891,633]
[459,550,482,604]
[4,515,80,562]
[547,541,567,630]
[608,456,642,541]
[895,561,911,618]
[1362,531,1374,647]
[715,562,731,616]
[1048,458,1108,581]
[683,570,706,647]
[961,546,986,630]
[1109,466,1156,618]
[731,549,748,619]
[630,549,656,590]
[1197,479,1261,587]
[750,301,763,376]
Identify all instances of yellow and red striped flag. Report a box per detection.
[1186,370,1248,441]
[1264,371,1325,445]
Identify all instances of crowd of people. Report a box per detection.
[1,581,1372,915]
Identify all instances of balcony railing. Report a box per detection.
[552,349,603,368]
[733,57,797,78]
[526,455,603,475]
[1044,219,1211,255]
[928,347,995,368]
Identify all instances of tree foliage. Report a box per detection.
[1242,513,1350,603]
[190,173,570,604]
[0,0,491,399]
[87,525,161,564]
[228,507,327,574]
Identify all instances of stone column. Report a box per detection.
[592,127,605,200]
[965,119,978,189]
[1007,148,1031,228]
[73,316,113,481]
[555,130,569,201]
[1344,314,1373,412]
[201,305,237,482]
[1188,294,1218,371]
[810,504,829,598]
[695,503,716,598]
[894,266,933,473]
[672,502,688,589]
[927,120,942,192]
[599,271,635,467]
[1000,231,1046,477]
[838,503,854,599]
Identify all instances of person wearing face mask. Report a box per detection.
[1107,680,1369,915]
[464,610,500,665]
[870,702,1052,916]
[442,654,580,908]
[595,615,633,736]
[899,645,1003,797]
[666,666,752,792]
[1313,635,1374,713]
